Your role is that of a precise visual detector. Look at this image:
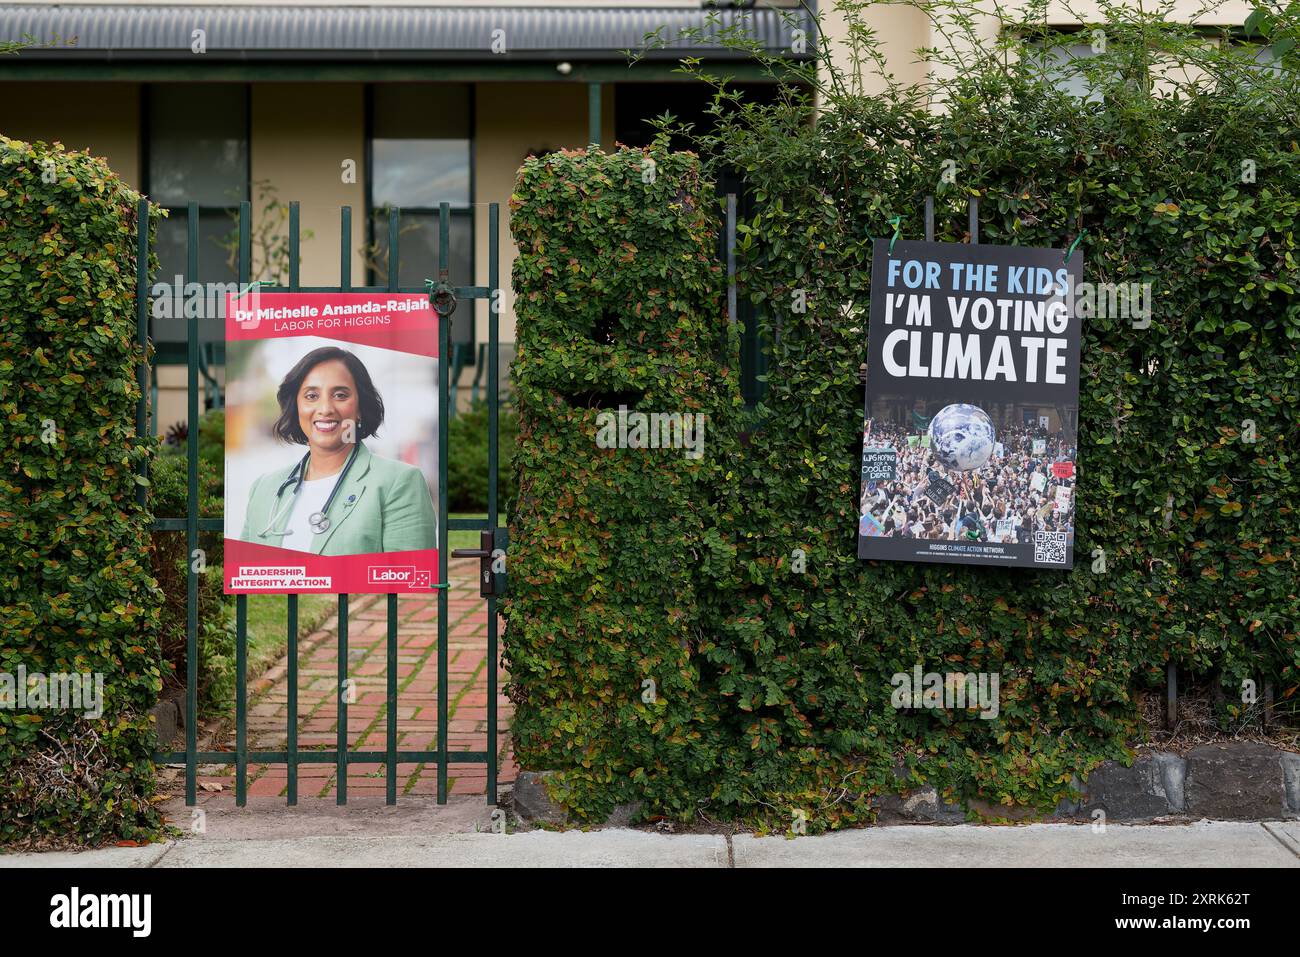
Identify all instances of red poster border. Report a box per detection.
[223,291,440,595]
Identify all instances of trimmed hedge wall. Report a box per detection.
[504,142,742,820]
[706,77,1299,823]
[0,136,164,844]
[505,71,1299,825]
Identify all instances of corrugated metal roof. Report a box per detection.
[0,5,812,59]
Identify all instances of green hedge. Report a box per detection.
[699,47,1299,823]
[503,142,742,820]
[505,25,1299,827]
[0,136,165,844]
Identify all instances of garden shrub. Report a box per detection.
[503,140,743,821]
[687,12,1300,821]
[447,401,519,513]
[0,136,165,844]
[504,5,1299,827]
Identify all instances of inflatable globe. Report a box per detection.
[928,403,995,472]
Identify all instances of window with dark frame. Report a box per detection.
[144,83,250,348]
[1026,28,1279,101]
[367,83,475,356]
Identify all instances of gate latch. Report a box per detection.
[451,529,504,598]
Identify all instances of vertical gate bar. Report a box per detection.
[287,594,298,805]
[280,202,300,806]
[387,593,398,805]
[969,196,979,245]
[341,206,352,290]
[588,82,601,146]
[438,202,450,275]
[239,200,252,288]
[289,201,300,289]
[388,207,400,292]
[437,202,450,804]
[441,202,454,423]
[487,202,500,805]
[184,202,199,806]
[235,595,247,805]
[337,593,349,804]
[135,199,150,509]
[925,195,935,242]
[338,205,352,805]
[233,201,251,807]
[386,204,400,803]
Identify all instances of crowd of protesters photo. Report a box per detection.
[859,415,1076,547]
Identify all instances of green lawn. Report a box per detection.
[449,512,489,552]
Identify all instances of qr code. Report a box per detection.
[1034,531,1068,564]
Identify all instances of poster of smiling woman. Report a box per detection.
[223,291,439,594]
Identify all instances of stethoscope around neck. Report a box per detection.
[260,443,361,538]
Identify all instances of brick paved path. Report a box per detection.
[192,557,514,802]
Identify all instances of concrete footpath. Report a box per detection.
[4,799,1299,868]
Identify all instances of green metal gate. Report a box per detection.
[138,198,505,807]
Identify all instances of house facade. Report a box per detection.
[0,0,1259,427]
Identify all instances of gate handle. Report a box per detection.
[450,530,499,597]
[427,278,458,318]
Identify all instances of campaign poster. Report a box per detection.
[224,291,440,593]
[857,239,1082,569]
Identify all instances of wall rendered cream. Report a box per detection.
[0,81,141,186]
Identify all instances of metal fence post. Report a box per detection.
[184,202,200,807]
[438,201,451,804]
[487,201,500,805]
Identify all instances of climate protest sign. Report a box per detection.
[857,240,1082,568]
[861,446,898,482]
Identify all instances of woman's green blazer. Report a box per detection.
[240,441,437,555]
